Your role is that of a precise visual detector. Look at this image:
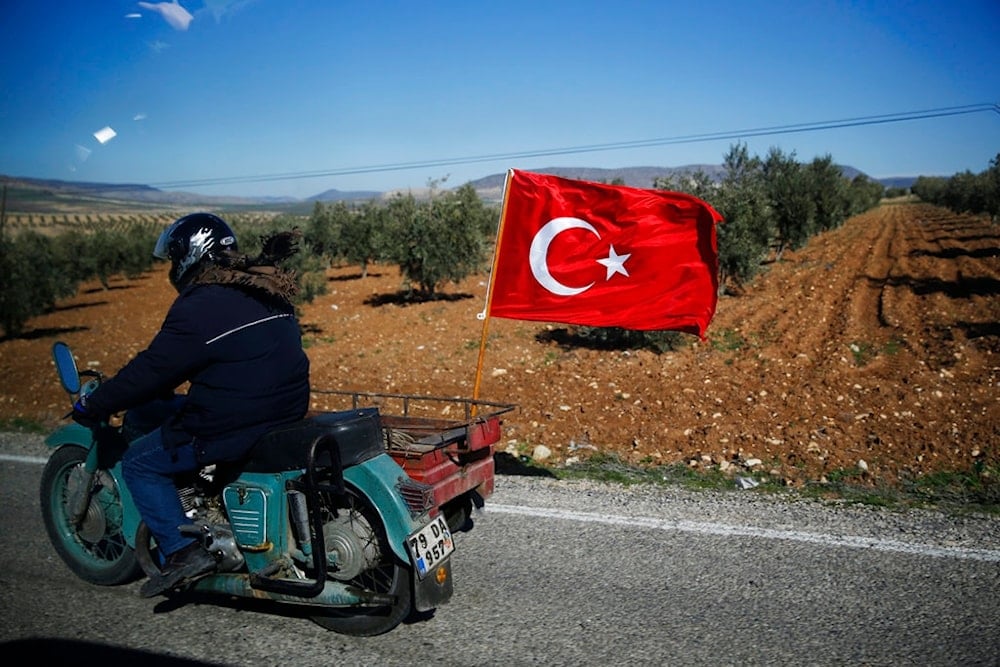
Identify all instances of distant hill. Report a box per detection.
[877,176,920,189]
[307,187,382,202]
[464,165,728,201]
[0,175,294,213]
[0,175,379,213]
[466,165,725,190]
[461,165,916,202]
[2,167,917,212]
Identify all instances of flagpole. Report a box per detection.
[472,168,516,405]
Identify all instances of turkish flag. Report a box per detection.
[488,169,722,337]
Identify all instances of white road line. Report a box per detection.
[1,454,48,465]
[7,454,998,563]
[487,504,1000,563]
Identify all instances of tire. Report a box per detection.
[309,484,413,636]
[441,493,474,533]
[39,445,142,586]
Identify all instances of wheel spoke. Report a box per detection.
[309,483,412,635]
[41,447,141,584]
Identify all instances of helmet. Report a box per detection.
[154,212,238,289]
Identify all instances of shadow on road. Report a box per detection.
[2,639,223,666]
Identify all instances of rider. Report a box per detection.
[72,212,311,597]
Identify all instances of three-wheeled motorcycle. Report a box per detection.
[40,341,458,636]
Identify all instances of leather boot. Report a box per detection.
[139,541,217,598]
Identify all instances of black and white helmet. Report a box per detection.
[154,212,238,289]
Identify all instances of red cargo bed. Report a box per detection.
[310,389,515,529]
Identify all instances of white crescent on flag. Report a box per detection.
[529,217,598,296]
[529,217,632,296]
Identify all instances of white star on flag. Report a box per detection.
[596,244,631,280]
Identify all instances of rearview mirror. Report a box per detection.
[52,341,81,395]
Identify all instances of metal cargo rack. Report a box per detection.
[309,389,516,451]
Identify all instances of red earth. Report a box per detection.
[2,201,998,488]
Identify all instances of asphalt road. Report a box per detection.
[2,433,998,666]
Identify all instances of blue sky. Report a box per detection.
[1,0,997,199]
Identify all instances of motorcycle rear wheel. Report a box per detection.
[39,445,142,585]
[309,485,413,636]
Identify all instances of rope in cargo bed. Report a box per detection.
[384,428,418,450]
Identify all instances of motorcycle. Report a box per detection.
[39,341,454,636]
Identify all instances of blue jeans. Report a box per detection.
[121,426,198,558]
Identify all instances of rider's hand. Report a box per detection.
[71,396,101,429]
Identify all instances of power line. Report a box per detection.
[151,103,998,189]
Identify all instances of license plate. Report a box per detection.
[406,515,454,579]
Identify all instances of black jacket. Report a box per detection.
[87,282,310,462]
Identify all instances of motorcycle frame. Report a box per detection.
[43,424,422,578]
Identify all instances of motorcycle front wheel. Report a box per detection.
[39,445,142,585]
[309,484,413,636]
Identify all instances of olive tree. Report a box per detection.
[807,155,849,231]
[0,231,78,337]
[341,200,385,278]
[763,147,816,257]
[306,201,347,267]
[714,143,772,290]
[383,187,490,297]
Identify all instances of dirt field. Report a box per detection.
[2,202,998,489]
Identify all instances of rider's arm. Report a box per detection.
[84,288,211,418]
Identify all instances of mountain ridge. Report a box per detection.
[2,166,917,212]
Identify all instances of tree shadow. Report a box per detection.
[0,324,89,343]
[299,322,324,336]
[364,291,474,307]
[535,326,689,354]
[81,282,143,295]
[328,271,384,282]
[51,300,109,313]
[536,327,623,352]
[494,451,557,478]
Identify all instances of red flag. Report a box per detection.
[488,169,722,337]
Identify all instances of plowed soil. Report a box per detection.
[2,202,998,487]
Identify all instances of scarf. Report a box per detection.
[190,229,301,304]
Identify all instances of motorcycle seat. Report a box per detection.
[241,408,384,473]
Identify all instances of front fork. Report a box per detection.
[68,446,101,526]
